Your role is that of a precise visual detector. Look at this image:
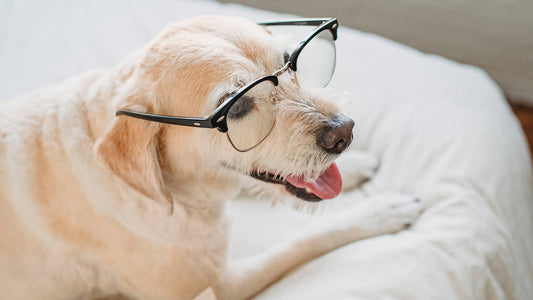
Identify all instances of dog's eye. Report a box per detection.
[228,95,255,119]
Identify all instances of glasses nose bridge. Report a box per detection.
[272,61,292,78]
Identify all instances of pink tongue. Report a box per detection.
[285,163,342,200]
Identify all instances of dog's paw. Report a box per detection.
[337,151,379,191]
[358,193,424,236]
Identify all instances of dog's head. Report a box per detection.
[96,16,354,210]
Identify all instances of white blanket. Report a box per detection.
[1,1,532,299]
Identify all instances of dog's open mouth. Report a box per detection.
[251,163,343,202]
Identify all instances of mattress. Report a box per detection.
[1,0,532,299]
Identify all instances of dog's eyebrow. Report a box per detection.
[216,92,231,108]
[216,79,249,108]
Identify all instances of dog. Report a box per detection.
[0,16,422,299]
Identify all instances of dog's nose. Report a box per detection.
[317,114,354,154]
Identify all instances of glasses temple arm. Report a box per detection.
[116,110,214,128]
[258,18,334,26]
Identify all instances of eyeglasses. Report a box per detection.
[116,18,338,152]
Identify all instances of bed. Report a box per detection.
[1,0,532,299]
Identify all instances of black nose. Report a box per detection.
[317,114,355,154]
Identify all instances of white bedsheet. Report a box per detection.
[1,1,532,299]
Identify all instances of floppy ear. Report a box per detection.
[95,106,173,212]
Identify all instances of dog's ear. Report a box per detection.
[95,103,173,212]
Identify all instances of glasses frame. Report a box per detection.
[116,18,338,151]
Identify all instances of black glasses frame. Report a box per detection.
[116,18,338,135]
[258,18,338,72]
[117,75,278,133]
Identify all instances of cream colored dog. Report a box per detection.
[0,16,422,299]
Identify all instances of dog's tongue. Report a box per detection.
[286,163,342,199]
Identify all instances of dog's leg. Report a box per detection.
[336,151,379,191]
[213,193,422,300]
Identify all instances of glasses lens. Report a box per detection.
[227,80,277,151]
[295,29,336,87]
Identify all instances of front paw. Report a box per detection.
[361,193,424,235]
[336,151,379,191]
